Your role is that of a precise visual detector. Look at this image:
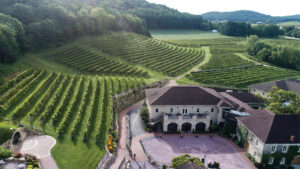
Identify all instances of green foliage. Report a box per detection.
[247,36,300,69]
[261,146,300,168]
[0,147,12,159]
[0,124,15,144]
[219,21,282,38]
[170,154,204,168]
[91,32,205,76]
[49,45,148,77]
[187,66,298,88]
[267,87,300,114]
[219,21,252,37]
[140,106,149,126]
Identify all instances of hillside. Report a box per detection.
[201,10,300,23]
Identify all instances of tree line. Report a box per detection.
[246,35,300,69]
[283,26,300,38]
[218,21,283,37]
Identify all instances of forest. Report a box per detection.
[0,0,212,64]
[218,21,283,37]
[247,35,300,69]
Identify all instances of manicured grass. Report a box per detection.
[51,139,105,169]
[150,29,229,40]
[0,122,16,144]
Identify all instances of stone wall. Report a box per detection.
[112,79,169,130]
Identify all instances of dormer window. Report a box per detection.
[271,145,276,153]
[282,146,288,153]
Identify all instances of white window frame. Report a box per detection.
[155,108,158,113]
[271,145,276,153]
[170,108,173,113]
[280,157,285,165]
[282,146,288,153]
[268,157,274,164]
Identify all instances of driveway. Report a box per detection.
[128,107,146,138]
[141,134,256,169]
[19,135,58,169]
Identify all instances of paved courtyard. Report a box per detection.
[18,135,58,169]
[141,134,256,169]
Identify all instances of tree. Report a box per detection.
[170,154,204,168]
[0,24,18,63]
[267,87,300,114]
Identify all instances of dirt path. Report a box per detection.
[175,46,212,81]
[18,135,58,169]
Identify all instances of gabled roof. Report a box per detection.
[146,86,232,106]
[228,92,260,103]
[238,110,300,144]
[249,79,300,96]
[219,92,254,112]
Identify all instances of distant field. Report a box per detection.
[150,29,229,40]
[277,21,300,28]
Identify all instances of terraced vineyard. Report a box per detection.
[90,32,205,76]
[0,69,145,168]
[200,44,257,70]
[49,46,148,77]
[186,65,299,87]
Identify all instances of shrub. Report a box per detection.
[0,147,12,159]
[140,106,149,126]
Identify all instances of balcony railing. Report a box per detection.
[165,113,208,120]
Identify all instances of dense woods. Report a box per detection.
[218,21,283,37]
[247,35,300,69]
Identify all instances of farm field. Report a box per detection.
[150,29,229,40]
[186,65,299,88]
[87,32,206,77]
[0,69,145,169]
[277,21,300,28]
[48,45,148,77]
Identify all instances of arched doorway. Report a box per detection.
[167,123,178,133]
[181,123,192,132]
[195,123,206,133]
[13,132,21,145]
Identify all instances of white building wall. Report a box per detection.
[147,104,225,132]
[249,87,268,98]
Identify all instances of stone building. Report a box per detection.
[249,79,300,98]
[145,86,236,132]
[237,110,300,167]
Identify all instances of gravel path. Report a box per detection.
[19,135,58,169]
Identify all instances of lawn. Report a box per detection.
[0,122,16,144]
[150,29,229,40]
[277,21,300,28]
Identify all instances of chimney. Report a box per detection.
[290,135,295,142]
